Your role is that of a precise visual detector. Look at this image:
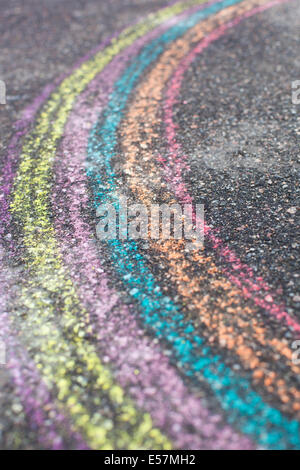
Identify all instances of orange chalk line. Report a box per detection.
[119,0,300,413]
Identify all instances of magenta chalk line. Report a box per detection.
[54,3,253,450]
[0,2,181,447]
[162,0,300,333]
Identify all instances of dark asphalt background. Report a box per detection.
[0,0,299,449]
[179,5,300,309]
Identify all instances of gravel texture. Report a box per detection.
[0,0,299,450]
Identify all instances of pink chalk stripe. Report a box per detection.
[53,3,254,450]
[162,0,300,333]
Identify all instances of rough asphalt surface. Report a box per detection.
[0,0,299,450]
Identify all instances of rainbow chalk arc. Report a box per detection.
[1,0,299,450]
